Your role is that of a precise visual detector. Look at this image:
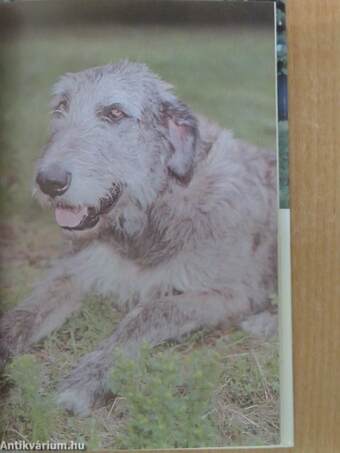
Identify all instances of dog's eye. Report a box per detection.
[106,107,125,122]
[53,100,68,116]
[98,104,127,124]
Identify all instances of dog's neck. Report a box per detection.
[75,121,221,267]
[101,140,214,267]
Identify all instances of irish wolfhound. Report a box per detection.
[0,60,277,415]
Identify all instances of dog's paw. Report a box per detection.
[56,350,109,416]
[56,371,102,416]
[56,384,96,416]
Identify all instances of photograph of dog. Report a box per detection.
[0,0,281,448]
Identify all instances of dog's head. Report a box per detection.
[34,60,198,237]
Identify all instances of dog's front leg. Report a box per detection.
[57,290,246,415]
[0,251,93,367]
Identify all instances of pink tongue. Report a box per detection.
[55,206,88,228]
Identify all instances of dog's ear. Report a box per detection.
[161,101,198,184]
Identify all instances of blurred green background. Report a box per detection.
[0,14,279,449]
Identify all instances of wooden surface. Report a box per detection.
[288,0,340,451]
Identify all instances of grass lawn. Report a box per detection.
[0,25,279,448]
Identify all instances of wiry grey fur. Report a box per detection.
[0,61,278,415]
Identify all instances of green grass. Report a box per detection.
[109,343,222,449]
[5,355,59,442]
[1,330,279,449]
[0,25,279,448]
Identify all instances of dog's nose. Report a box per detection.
[36,165,71,198]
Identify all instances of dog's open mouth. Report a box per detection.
[54,185,121,231]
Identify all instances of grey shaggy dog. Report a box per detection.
[0,60,277,416]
